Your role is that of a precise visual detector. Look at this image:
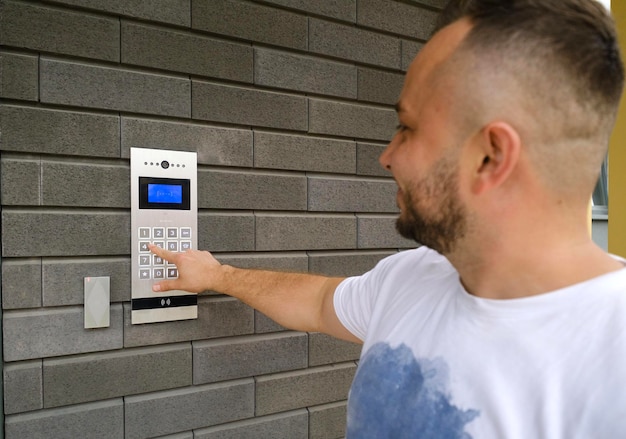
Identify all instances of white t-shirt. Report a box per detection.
[334,247,626,439]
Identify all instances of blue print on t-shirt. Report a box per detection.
[347,342,479,439]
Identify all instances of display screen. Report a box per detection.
[148,184,183,204]
[139,177,190,210]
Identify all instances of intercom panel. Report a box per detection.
[131,147,198,324]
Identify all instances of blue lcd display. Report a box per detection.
[148,184,183,204]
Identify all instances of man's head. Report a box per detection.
[437,0,624,194]
[383,0,624,254]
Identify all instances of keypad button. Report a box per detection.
[167,228,178,238]
[139,255,151,266]
[180,241,192,251]
[139,269,151,280]
[167,241,178,252]
[139,227,150,239]
[153,227,165,239]
[153,241,165,249]
[139,242,150,252]
[153,268,165,279]
[153,255,164,266]
[180,228,191,238]
[167,268,178,278]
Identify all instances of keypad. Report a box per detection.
[137,227,192,280]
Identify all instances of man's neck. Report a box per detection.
[448,231,623,300]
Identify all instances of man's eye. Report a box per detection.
[396,124,408,132]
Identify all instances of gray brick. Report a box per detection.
[198,212,255,252]
[254,132,356,174]
[357,142,390,177]
[256,363,356,415]
[308,175,398,212]
[43,343,191,408]
[358,68,404,105]
[158,434,193,439]
[402,39,424,71]
[407,0,448,9]
[192,0,307,50]
[309,401,348,439]
[49,0,190,26]
[308,250,394,277]
[309,18,400,69]
[123,296,254,347]
[255,48,356,98]
[194,333,308,384]
[5,400,123,439]
[255,310,288,334]
[309,333,361,366]
[0,52,38,100]
[255,213,356,251]
[41,160,129,207]
[357,214,416,249]
[0,105,120,157]
[309,99,396,141]
[3,305,123,362]
[42,257,130,306]
[2,258,42,309]
[124,380,254,439]
[260,0,356,22]
[4,360,43,414]
[216,252,308,272]
[1,156,40,206]
[357,0,438,40]
[199,169,307,210]
[122,22,252,82]
[2,210,129,257]
[40,58,190,117]
[195,410,308,439]
[193,81,307,131]
[121,118,253,167]
[0,1,119,62]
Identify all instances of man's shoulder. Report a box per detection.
[376,246,454,275]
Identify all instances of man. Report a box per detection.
[150,0,626,437]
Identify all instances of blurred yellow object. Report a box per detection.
[609,0,626,256]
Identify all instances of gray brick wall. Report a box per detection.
[0,0,439,437]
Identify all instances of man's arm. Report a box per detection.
[149,244,361,343]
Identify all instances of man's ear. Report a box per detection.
[472,121,521,194]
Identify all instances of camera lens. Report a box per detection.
[161,160,170,169]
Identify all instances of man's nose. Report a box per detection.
[379,138,395,171]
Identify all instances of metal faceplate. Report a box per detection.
[130,147,198,324]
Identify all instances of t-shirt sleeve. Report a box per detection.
[333,256,395,342]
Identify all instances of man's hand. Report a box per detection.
[148,244,358,342]
[149,244,219,294]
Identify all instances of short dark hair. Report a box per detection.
[436,0,624,118]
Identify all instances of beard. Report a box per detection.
[395,155,468,255]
